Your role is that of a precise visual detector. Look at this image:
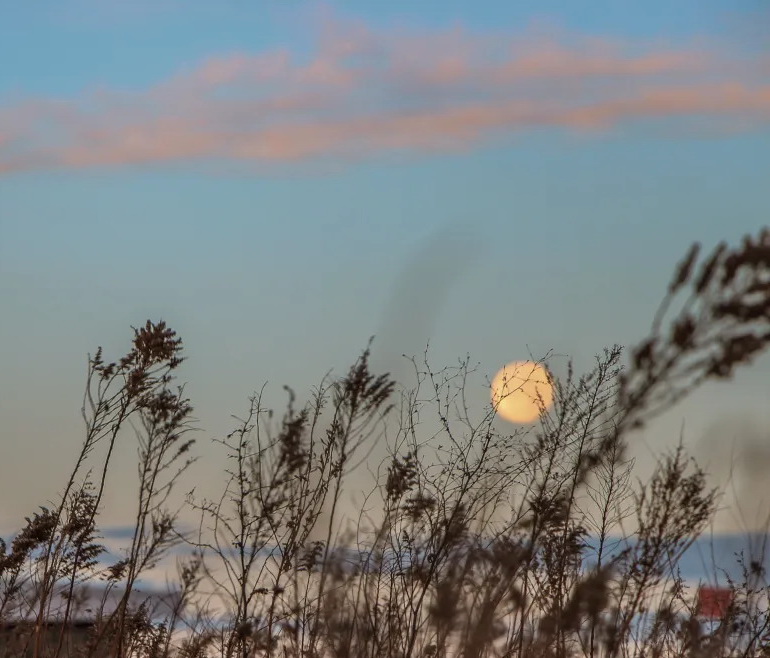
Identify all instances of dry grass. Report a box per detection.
[2,230,770,658]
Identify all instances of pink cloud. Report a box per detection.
[1,18,769,174]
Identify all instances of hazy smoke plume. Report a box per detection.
[370,221,486,390]
[693,416,770,532]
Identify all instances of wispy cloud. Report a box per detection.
[2,16,769,174]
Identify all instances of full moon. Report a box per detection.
[490,360,554,424]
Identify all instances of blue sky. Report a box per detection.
[1,0,770,535]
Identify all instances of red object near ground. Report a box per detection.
[696,586,733,619]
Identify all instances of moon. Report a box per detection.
[490,360,554,424]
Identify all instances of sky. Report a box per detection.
[1,0,770,543]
